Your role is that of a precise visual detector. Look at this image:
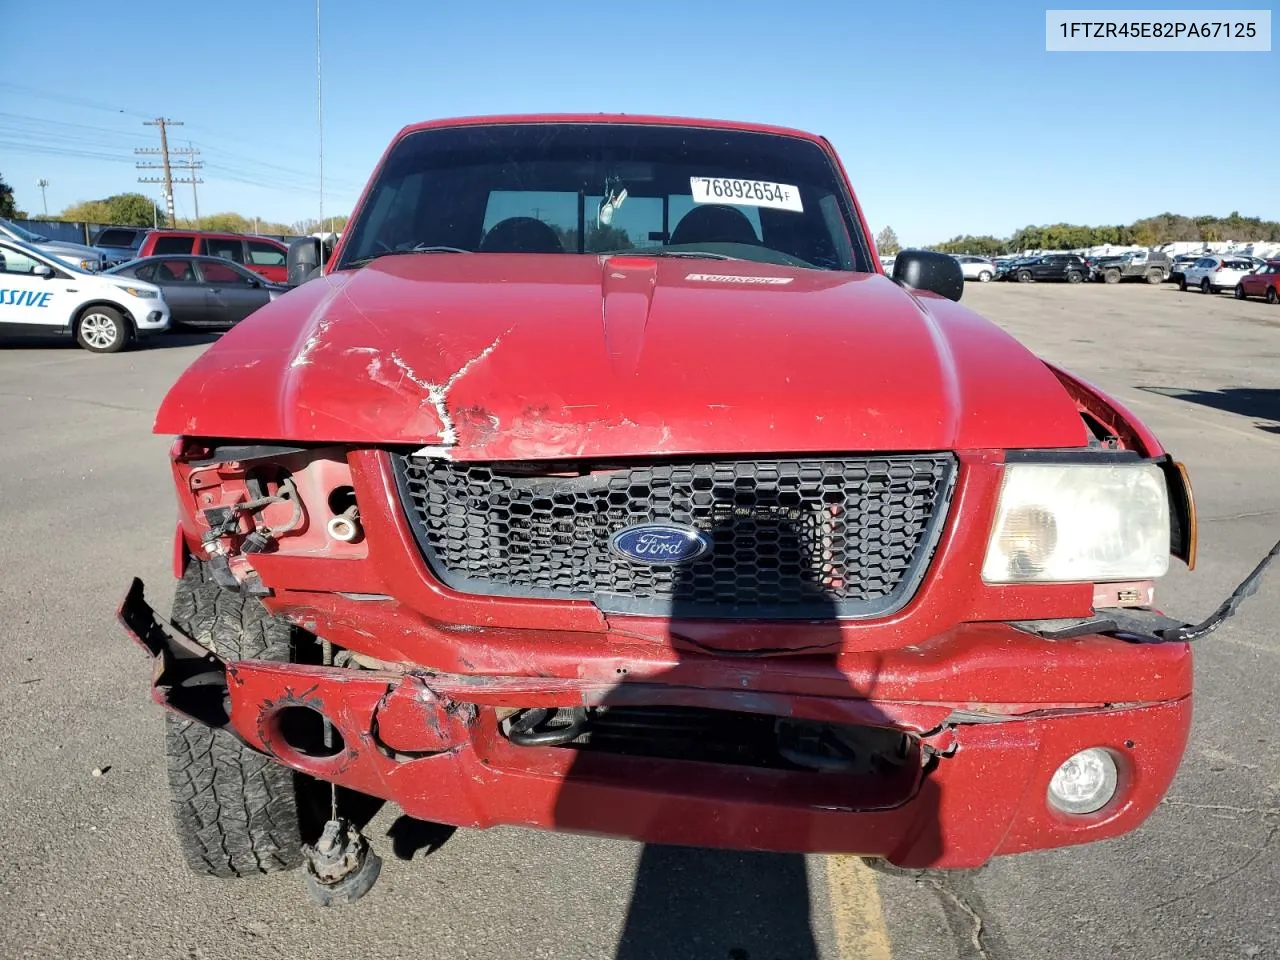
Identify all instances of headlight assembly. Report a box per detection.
[116,285,158,299]
[982,462,1170,583]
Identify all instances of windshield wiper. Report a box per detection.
[347,246,472,268]
[600,249,740,261]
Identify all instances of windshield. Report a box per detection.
[337,122,871,272]
[2,218,49,243]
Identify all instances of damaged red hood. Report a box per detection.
[154,254,1086,457]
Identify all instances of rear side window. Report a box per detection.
[152,236,194,255]
[247,240,286,266]
[97,228,140,247]
[131,263,155,282]
[200,237,246,263]
[149,259,199,282]
[200,260,254,284]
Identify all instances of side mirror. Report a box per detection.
[891,250,964,302]
[287,237,322,287]
[33,264,54,279]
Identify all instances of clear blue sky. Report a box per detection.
[2,0,1275,244]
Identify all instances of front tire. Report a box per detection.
[1103,268,1121,284]
[1067,270,1082,284]
[1201,278,1212,294]
[1017,270,1032,283]
[75,306,129,353]
[165,561,309,878]
[1235,284,1247,300]
[978,270,992,282]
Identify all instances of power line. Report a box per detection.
[0,82,153,121]
[0,140,137,163]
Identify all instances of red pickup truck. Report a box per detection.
[119,114,1273,904]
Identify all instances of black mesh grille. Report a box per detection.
[392,454,955,618]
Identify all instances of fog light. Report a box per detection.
[1047,747,1118,814]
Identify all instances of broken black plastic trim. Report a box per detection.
[1011,535,1280,644]
[183,443,317,467]
[117,578,231,728]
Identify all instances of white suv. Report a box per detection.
[953,255,996,282]
[0,237,169,352]
[1180,255,1260,295]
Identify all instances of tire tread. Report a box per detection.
[164,562,304,878]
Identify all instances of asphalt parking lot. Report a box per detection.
[1,280,1277,960]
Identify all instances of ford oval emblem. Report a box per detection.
[610,523,711,565]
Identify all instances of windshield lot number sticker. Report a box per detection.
[690,177,803,212]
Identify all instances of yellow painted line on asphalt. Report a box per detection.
[825,855,893,960]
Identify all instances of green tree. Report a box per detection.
[291,215,349,235]
[875,226,901,256]
[103,193,163,227]
[0,173,17,218]
[61,194,165,227]
[59,199,112,223]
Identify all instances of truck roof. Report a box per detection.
[391,113,832,147]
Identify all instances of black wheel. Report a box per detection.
[75,305,130,353]
[164,561,310,878]
[1268,287,1279,305]
[1200,278,1212,294]
[1103,268,1121,284]
[1146,269,1164,284]
[1179,277,1188,291]
[1067,270,1082,283]
[977,270,992,282]
[1235,284,1247,300]
[1017,270,1032,283]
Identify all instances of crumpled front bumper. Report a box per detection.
[120,577,1202,869]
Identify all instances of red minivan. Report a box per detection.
[137,231,289,284]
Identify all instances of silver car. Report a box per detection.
[0,218,104,272]
[953,255,997,282]
[1180,255,1260,294]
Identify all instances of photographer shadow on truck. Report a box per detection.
[523,493,945,959]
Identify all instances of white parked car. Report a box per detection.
[1180,255,1261,295]
[953,255,996,282]
[0,237,169,352]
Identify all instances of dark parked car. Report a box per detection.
[105,255,287,329]
[92,226,148,267]
[1005,254,1090,283]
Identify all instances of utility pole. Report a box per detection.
[185,141,202,228]
[135,119,201,227]
[36,178,48,216]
